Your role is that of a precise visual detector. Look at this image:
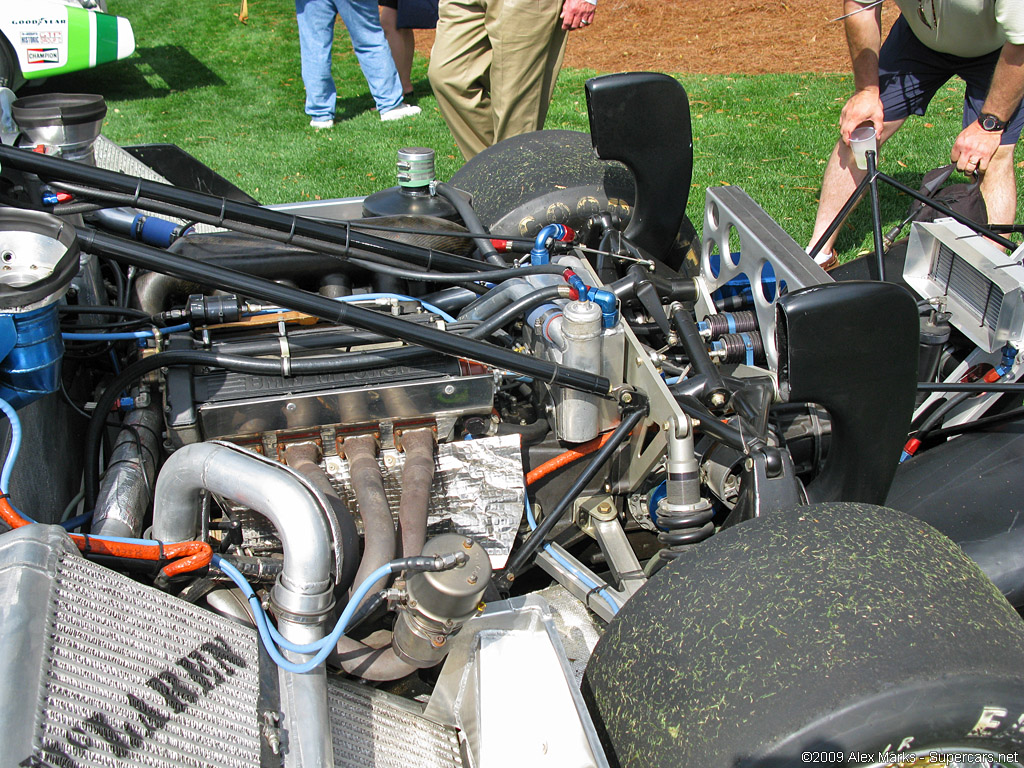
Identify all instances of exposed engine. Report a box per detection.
[4,73,1024,768]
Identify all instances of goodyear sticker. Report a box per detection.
[1,2,135,79]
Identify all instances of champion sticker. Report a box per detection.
[26,49,60,65]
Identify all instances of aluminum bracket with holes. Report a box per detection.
[700,186,832,370]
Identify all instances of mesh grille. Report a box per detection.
[932,243,1004,330]
[327,678,463,768]
[33,553,261,768]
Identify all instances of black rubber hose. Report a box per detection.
[419,287,480,314]
[432,182,506,267]
[211,328,393,356]
[913,392,971,442]
[926,404,1024,441]
[59,305,152,319]
[82,347,431,509]
[465,285,569,340]
[495,405,647,592]
[918,382,1024,393]
[345,257,566,284]
[54,180,495,277]
[75,228,612,395]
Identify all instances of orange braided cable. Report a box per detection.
[0,497,212,575]
[526,431,615,486]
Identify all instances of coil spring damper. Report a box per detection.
[651,416,714,568]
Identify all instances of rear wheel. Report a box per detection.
[0,36,18,91]
[584,503,1024,767]
[449,129,699,274]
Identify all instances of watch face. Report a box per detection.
[981,114,1005,131]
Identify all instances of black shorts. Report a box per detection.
[879,15,1024,145]
[379,0,397,8]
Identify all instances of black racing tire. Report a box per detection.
[583,502,1024,767]
[0,35,18,91]
[448,129,699,274]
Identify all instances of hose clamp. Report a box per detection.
[277,321,292,378]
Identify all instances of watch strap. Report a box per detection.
[978,113,1008,132]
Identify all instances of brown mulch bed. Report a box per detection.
[415,1,901,75]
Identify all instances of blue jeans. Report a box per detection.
[295,0,404,119]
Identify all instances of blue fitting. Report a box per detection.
[530,224,568,266]
[0,305,65,409]
[1000,344,1017,372]
[648,481,668,531]
[585,287,619,328]
[117,396,135,410]
[563,272,618,327]
[565,272,587,296]
[138,215,190,248]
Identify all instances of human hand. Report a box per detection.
[951,120,1003,175]
[561,0,595,30]
[839,89,883,144]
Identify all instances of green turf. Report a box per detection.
[35,0,1018,261]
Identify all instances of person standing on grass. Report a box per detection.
[427,0,597,161]
[808,0,1024,268]
[378,0,438,101]
[296,0,421,128]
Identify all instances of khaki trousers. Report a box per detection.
[428,0,568,160]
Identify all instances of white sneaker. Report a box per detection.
[380,103,421,122]
[310,117,334,129]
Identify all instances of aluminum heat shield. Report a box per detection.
[0,525,262,768]
[324,434,525,568]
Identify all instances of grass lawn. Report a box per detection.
[35,0,1021,261]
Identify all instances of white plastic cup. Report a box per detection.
[849,125,878,170]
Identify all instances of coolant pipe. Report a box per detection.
[458,277,534,322]
[89,207,193,248]
[152,441,335,768]
[75,228,612,396]
[530,224,574,266]
[430,182,506,267]
[92,397,162,538]
[465,284,570,340]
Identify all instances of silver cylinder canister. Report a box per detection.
[556,299,603,443]
[393,534,490,668]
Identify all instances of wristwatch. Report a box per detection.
[978,113,1008,132]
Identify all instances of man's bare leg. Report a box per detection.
[808,118,905,258]
[979,143,1018,227]
[380,4,415,95]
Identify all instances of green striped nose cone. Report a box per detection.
[19,5,135,80]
